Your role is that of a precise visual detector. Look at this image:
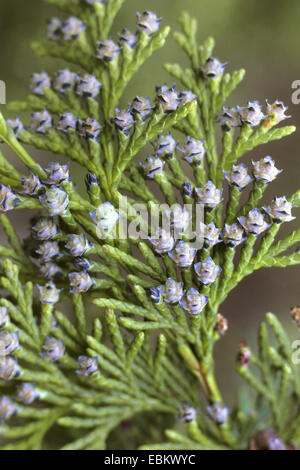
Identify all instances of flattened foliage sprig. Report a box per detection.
[0,0,299,452]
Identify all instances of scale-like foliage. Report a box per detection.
[0,0,299,450]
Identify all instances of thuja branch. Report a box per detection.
[0,0,299,452]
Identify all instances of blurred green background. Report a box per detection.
[1,0,300,402]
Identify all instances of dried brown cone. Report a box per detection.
[214,313,228,336]
[290,305,300,328]
[237,341,251,367]
[249,429,298,450]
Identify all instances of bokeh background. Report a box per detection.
[0,0,300,403]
